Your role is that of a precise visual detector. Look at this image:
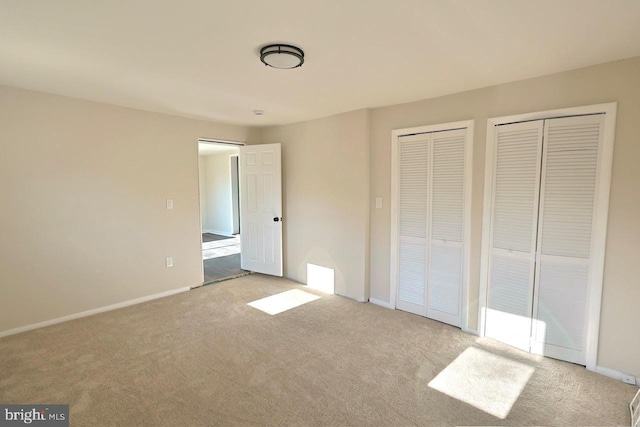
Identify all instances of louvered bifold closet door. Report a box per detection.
[396,134,430,316]
[485,121,543,351]
[531,115,604,365]
[427,128,466,327]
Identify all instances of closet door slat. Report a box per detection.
[427,129,466,326]
[396,135,429,316]
[485,121,543,351]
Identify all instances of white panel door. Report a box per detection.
[485,121,544,351]
[239,143,283,276]
[531,115,604,364]
[396,134,429,316]
[427,128,466,327]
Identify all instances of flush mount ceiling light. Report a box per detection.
[260,44,304,69]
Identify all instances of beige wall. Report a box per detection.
[2,56,638,377]
[0,85,256,332]
[260,109,370,301]
[199,152,238,234]
[369,56,640,375]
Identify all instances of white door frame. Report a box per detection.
[478,102,617,371]
[390,120,474,331]
[230,154,240,235]
[196,138,245,285]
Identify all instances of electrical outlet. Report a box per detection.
[165,257,173,268]
[622,374,637,385]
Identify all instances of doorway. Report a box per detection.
[198,139,248,283]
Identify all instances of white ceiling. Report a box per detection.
[198,142,240,156]
[2,1,640,126]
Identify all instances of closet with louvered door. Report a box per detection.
[485,113,606,365]
[396,128,468,327]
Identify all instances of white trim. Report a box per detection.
[478,102,617,372]
[586,104,617,371]
[595,365,638,385]
[482,103,616,126]
[230,154,241,236]
[595,365,624,381]
[462,327,478,335]
[0,287,191,338]
[390,119,474,329]
[461,121,474,332]
[197,150,205,284]
[368,298,394,309]
[477,119,496,339]
[391,120,472,137]
[198,138,246,146]
[202,229,235,237]
[390,132,399,309]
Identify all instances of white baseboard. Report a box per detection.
[368,298,394,309]
[202,229,234,237]
[596,365,624,381]
[0,286,191,338]
[596,365,638,385]
[367,299,479,335]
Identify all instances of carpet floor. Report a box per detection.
[0,274,635,426]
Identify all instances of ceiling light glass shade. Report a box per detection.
[260,44,304,69]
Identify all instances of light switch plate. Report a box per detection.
[166,257,173,268]
[375,197,383,209]
[166,199,174,209]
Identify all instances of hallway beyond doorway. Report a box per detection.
[202,233,247,283]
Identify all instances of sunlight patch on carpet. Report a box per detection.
[428,347,534,419]
[247,289,320,315]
